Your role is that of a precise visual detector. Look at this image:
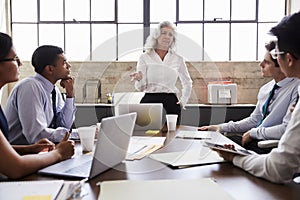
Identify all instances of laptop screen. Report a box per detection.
[117,103,163,131]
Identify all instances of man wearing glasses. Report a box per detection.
[199,41,300,154]
[215,11,300,184]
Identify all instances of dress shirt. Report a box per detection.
[219,78,300,140]
[134,49,193,107]
[5,73,77,144]
[233,85,300,184]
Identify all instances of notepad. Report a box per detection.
[0,180,64,200]
[98,178,235,200]
[126,136,166,160]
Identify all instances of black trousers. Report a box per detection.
[140,93,181,125]
[227,135,273,154]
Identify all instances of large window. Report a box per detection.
[10,0,286,61]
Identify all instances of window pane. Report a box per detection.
[204,24,229,61]
[118,0,142,22]
[204,0,230,21]
[118,24,143,61]
[291,0,300,14]
[177,24,203,61]
[257,23,278,61]
[1,1,6,32]
[11,0,37,22]
[39,24,64,48]
[258,0,285,22]
[232,0,256,20]
[12,24,37,60]
[178,0,203,21]
[40,0,63,21]
[231,23,256,61]
[92,24,116,61]
[150,0,176,22]
[65,24,90,61]
[91,0,115,21]
[65,0,90,21]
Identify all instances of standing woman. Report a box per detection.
[130,21,193,124]
[0,32,74,179]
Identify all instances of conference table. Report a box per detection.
[23,125,300,200]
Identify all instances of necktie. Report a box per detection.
[51,88,57,128]
[0,105,9,138]
[257,84,279,126]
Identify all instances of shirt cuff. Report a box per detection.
[70,129,79,140]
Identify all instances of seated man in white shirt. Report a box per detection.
[199,41,300,154]
[5,45,77,145]
[215,11,300,184]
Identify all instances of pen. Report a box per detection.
[176,136,212,140]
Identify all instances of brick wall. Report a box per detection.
[7,61,270,104]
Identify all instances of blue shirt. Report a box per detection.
[5,74,77,144]
[220,77,300,140]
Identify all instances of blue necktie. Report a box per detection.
[50,88,57,128]
[257,84,279,127]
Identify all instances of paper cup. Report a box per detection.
[166,114,178,131]
[78,126,96,152]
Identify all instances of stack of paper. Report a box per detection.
[98,178,235,200]
[149,147,226,168]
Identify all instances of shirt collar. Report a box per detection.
[276,77,295,88]
[34,73,55,93]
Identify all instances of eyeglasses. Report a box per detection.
[270,49,285,59]
[0,56,21,66]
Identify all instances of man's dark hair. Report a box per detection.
[0,32,13,60]
[31,45,64,74]
[270,11,300,59]
[265,41,279,67]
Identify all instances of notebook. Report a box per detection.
[0,180,64,200]
[38,112,137,179]
[117,103,163,131]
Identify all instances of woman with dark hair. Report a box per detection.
[0,32,74,179]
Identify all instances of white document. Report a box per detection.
[0,180,64,200]
[176,130,216,139]
[126,136,166,160]
[98,178,235,200]
[149,147,226,168]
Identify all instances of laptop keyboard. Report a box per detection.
[65,160,92,175]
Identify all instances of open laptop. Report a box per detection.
[117,103,163,131]
[38,112,137,179]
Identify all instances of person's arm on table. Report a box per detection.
[12,138,55,155]
[0,132,74,179]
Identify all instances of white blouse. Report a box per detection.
[134,49,193,106]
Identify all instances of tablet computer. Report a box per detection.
[204,141,253,156]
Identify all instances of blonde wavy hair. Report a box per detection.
[144,21,177,53]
